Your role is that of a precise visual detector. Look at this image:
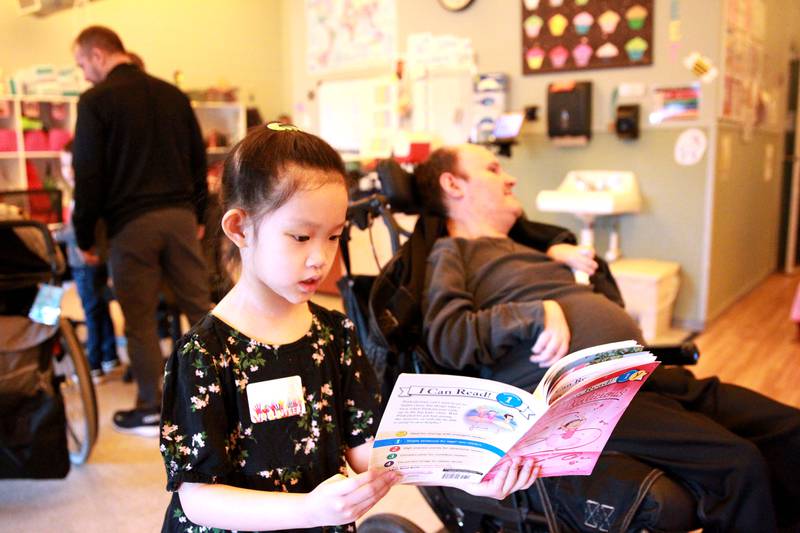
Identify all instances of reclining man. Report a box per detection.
[414,143,800,533]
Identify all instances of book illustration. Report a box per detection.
[465,405,519,433]
[523,413,603,451]
[370,341,658,488]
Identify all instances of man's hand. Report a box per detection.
[196,224,206,241]
[547,244,598,276]
[461,457,539,500]
[305,469,400,526]
[530,300,570,367]
[79,247,101,266]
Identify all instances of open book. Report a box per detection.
[369,340,659,487]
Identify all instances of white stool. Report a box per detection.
[609,258,686,343]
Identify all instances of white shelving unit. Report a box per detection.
[0,95,77,190]
[0,95,246,191]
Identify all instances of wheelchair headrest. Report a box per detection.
[375,159,420,214]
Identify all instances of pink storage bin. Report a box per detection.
[24,130,48,151]
[0,129,17,151]
[48,129,72,151]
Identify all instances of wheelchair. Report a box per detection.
[0,218,98,474]
[341,160,701,533]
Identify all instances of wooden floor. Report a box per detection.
[692,271,800,408]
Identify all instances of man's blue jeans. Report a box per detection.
[71,264,118,370]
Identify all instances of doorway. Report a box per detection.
[779,58,800,273]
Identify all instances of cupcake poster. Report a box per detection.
[522,0,653,75]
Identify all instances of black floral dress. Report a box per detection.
[160,302,381,533]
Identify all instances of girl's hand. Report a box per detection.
[547,244,598,276]
[461,457,539,500]
[306,469,400,526]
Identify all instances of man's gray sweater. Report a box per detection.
[423,236,643,390]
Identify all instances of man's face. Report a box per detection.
[73,46,105,85]
[453,144,522,229]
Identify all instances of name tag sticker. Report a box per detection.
[28,284,64,326]
[246,375,306,423]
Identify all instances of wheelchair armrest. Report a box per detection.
[646,341,700,365]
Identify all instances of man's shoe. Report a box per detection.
[101,358,122,374]
[90,368,106,385]
[112,408,160,437]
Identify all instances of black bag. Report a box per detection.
[0,388,70,479]
[0,316,70,479]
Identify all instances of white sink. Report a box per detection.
[536,171,642,266]
[536,170,641,216]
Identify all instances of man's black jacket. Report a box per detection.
[72,63,207,250]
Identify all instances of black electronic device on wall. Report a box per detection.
[615,104,640,140]
[547,81,592,143]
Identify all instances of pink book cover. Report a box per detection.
[483,361,660,479]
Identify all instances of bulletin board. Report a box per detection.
[521,0,654,75]
[306,0,397,74]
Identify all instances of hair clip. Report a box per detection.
[266,122,299,132]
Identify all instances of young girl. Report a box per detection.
[159,124,538,532]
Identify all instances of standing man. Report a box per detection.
[71,26,211,436]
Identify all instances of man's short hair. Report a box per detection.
[414,146,460,216]
[74,26,125,54]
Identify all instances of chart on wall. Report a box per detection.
[306,0,397,74]
[521,0,653,75]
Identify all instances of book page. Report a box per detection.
[370,373,546,487]
[484,361,659,479]
[548,352,656,404]
[537,340,642,398]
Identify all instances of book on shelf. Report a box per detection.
[369,340,659,487]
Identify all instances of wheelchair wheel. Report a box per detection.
[53,317,98,465]
[359,514,426,533]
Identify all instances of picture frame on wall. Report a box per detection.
[522,0,654,75]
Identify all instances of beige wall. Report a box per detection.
[282,0,723,131]
[708,124,784,319]
[705,0,800,319]
[282,0,724,328]
[0,0,287,120]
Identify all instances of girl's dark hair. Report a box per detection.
[221,123,347,220]
[219,124,347,277]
